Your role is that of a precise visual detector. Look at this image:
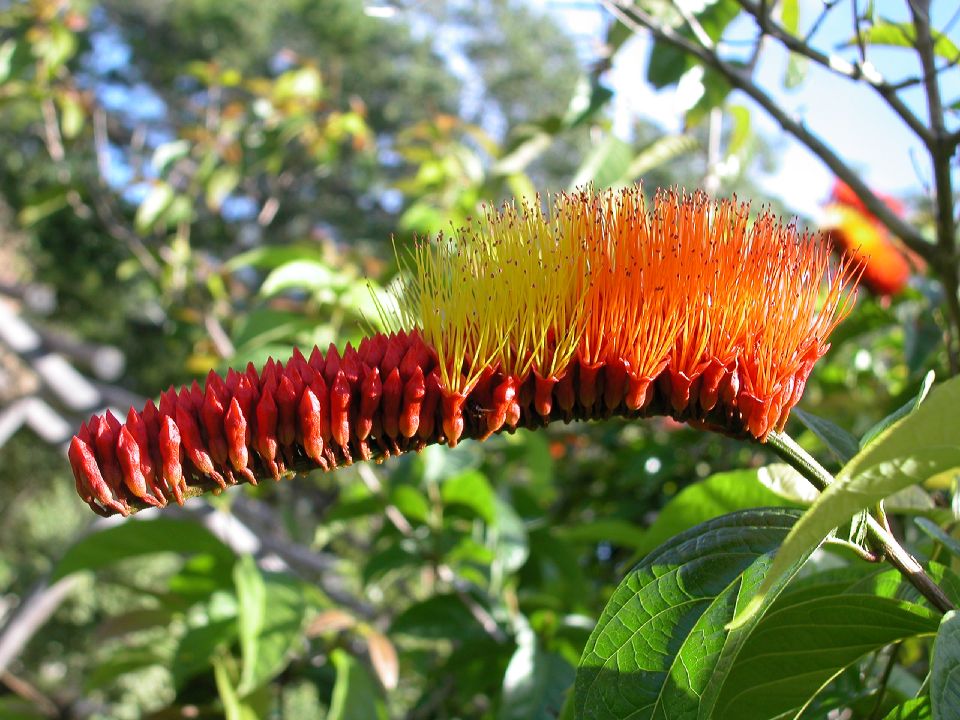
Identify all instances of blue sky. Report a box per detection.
[530,0,960,219]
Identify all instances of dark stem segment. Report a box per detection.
[766,430,955,614]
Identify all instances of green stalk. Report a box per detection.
[766,430,955,614]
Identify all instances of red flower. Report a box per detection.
[823,180,917,297]
[69,188,859,516]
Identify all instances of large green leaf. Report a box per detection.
[52,518,235,581]
[792,408,859,465]
[841,375,960,481]
[860,371,936,450]
[716,594,939,719]
[574,509,807,720]
[327,649,388,720]
[234,555,307,695]
[631,469,799,557]
[932,610,960,720]
[735,376,960,626]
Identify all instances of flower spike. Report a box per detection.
[69,186,860,516]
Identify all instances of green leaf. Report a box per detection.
[861,370,936,450]
[631,469,798,557]
[391,484,431,525]
[556,520,648,550]
[213,656,264,720]
[623,134,699,182]
[492,495,529,575]
[574,508,806,720]
[86,646,166,692]
[327,649,388,720]
[784,54,808,89]
[715,594,939,719]
[932,610,960,720]
[916,517,960,558]
[206,165,240,211]
[442,469,496,524]
[793,408,860,464]
[739,377,960,625]
[234,556,306,695]
[780,0,799,34]
[390,593,489,640]
[52,518,235,581]
[134,181,175,234]
[225,244,326,271]
[884,697,932,720]
[756,463,819,505]
[850,21,960,63]
[152,139,191,174]
[500,620,575,720]
[173,617,237,688]
[737,446,960,628]
[568,136,632,190]
[726,105,751,155]
[260,259,338,297]
[17,187,69,227]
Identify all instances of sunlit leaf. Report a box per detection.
[932,611,960,720]
[52,518,235,581]
[234,556,306,695]
[328,649,388,720]
[716,594,939,719]
[575,509,806,720]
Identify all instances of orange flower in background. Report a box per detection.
[822,180,917,297]
[69,187,859,516]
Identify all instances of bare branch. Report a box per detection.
[603,0,935,264]
[738,0,933,145]
[909,0,956,255]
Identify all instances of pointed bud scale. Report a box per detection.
[158,387,177,419]
[245,361,260,388]
[276,374,300,447]
[603,359,629,412]
[125,407,163,500]
[299,387,327,467]
[291,347,308,373]
[577,361,602,410]
[555,369,575,414]
[175,395,226,489]
[342,343,361,385]
[190,381,204,411]
[330,370,352,450]
[308,346,324,373]
[117,426,162,507]
[159,416,185,505]
[357,366,382,441]
[486,377,517,436]
[324,344,342,388]
[255,387,281,479]
[399,366,426,438]
[418,370,442,441]
[441,391,466,447]
[225,398,256,485]
[207,369,228,399]
[69,434,128,515]
[533,373,557,418]
[91,414,124,496]
[698,359,728,413]
[380,334,406,376]
[201,384,229,466]
[67,187,859,515]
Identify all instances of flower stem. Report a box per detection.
[766,430,955,614]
